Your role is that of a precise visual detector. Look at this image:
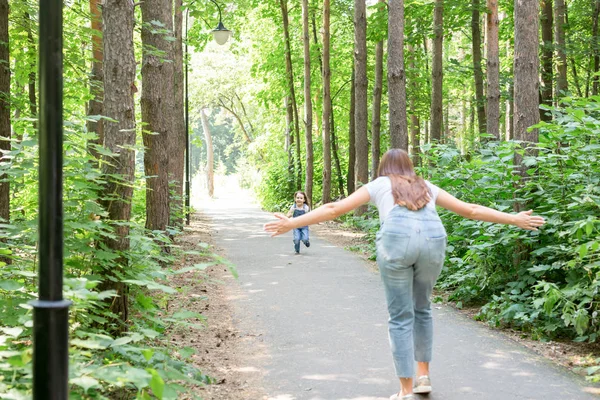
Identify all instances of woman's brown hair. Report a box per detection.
[377,149,431,211]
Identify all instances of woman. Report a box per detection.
[264,149,545,399]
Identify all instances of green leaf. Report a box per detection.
[147,368,165,399]
[111,336,134,347]
[0,280,24,291]
[71,376,100,393]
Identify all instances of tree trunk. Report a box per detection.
[540,0,553,121]
[311,7,323,136]
[347,68,356,196]
[141,0,173,233]
[472,0,486,135]
[430,0,444,142]
[592,0,600,95]
[408,44,421,166]
[280,0,302,190]
[200,109,214,198]
[554,0,568,95]
[354,0,368,215]
[99,0,137,324]
[24,12,37,130]
[371,25,383,180]
[388,0,408,150]
[169,0,185,227]
[330,108,345,198]
[322,0,332,204]
[486,0,500,139]
[87,0,104,160]
[302,0,314,206]
[514,0,540,180]
[0,0,9,231]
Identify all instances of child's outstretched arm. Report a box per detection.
[265,187,370,237]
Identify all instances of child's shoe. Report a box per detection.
[304,240,310,248]
[389,393,414,400]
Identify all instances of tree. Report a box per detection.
[513,0,539,180]
[302,0,314,206]
[430,0,444,142]
[280,0,302,190]
[554,0,568,95]
[371,14,383,180]
[141,0,174,233]
[170,0,186,226]
[99,0,137,323]
[540,0,553,121]
[200,109,214,197]
[87,0,103,160]
[408,44,420,166]
[486,0,500,139]
[472,0,486,135]
[0,0,9,231]
[592,0,600,95]
[322,0,332,204]
[347,68,356,196]
[354,0,368,215]
[388,0,408,150]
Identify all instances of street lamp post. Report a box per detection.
[32,1,72,398]
[185,0,231,225]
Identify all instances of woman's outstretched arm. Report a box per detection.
[435,189,545,230]
[264,187,371,236]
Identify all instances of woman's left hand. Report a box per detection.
[264,213,293,236]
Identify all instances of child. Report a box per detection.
[286,191,311,254]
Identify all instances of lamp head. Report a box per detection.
[211,21,231,45]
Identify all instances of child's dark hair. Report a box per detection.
[294,191,310,207]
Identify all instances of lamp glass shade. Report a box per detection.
[212,28,231,45]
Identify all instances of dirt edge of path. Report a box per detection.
[310,219,600,385]
[167,212,268,400]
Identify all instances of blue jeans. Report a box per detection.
[293,227,309,253]
[376,205,447,378]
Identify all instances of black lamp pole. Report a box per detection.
[184,0,230,225]
[31,1,72,398]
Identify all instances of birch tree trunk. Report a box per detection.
[201,109,214,198]
[388,0,408,150]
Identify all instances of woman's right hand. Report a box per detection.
[514,210,545,231]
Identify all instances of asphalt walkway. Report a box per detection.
[196,179,599,400]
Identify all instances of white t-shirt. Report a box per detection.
[289,204,310,213]
[364,176,440,222]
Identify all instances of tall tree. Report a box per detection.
[408,45,420,166]
[513,0,540,180]
[87,0,103,160]
[472,0,486,134]
[592,0,600,95]
[322,0,332,204]
[540,0,553,121]
[200,109,214,198]
[388,0,408,150]
[486,0,500,139]
[99,0,137,323]
[554,0,568,95]
[169,0,185,226]
[371,21,383,180]
[354,0,368,214]
[302,0,314,206]
[347,68,356,196]
[330,109,345,197]
[280,0,302,190]
[0,0,9,230]
[141,0,174,233]
[430,0,444,142]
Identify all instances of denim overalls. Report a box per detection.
[376,204,447,378]
[292,206,310,253]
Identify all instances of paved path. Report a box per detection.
[196,181,599,400]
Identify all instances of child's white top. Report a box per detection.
[364,176,440,222]
[290,204,310,213]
